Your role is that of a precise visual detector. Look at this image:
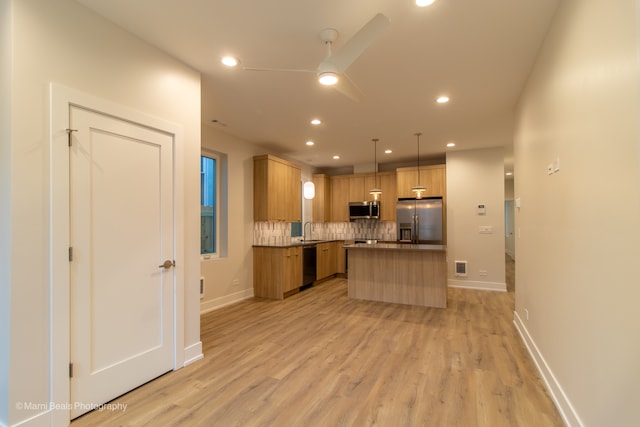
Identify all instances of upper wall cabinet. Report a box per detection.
[330,175,350,222]
[254,155,301,222]
[311,174,331,223]
[396,164,446,199]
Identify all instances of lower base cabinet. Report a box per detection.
[253,246,302,300]
[316,242,336,280]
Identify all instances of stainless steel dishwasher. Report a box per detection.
[302,245,317,287]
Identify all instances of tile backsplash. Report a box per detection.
[254,220,396,245]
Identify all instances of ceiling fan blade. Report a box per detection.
[329,13,390,73]
[332,72,363,102]
[243,66,315,73]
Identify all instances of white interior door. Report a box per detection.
[69,106,174,419]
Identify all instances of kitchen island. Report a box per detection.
[345,243,447,308]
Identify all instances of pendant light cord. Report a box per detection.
[415,132,422,186]
[372,138,379,188]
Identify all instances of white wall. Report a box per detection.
[7,0,201,425]
[446,147,506,291]
[200,126,260,312]
[0,0,13,424]
[513,0,640,425]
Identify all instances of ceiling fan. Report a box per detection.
[243,13,390,102]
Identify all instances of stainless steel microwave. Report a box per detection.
[349,201,380,220]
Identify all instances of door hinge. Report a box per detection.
[65,128,77,147]
[68,246,73,262]
[69,362,74,378]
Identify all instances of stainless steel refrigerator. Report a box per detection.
[396,197,443,244]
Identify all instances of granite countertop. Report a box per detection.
[252,239,340,248]
[344,242,446,251]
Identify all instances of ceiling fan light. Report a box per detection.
[416,0,436,7]
[318,72,339,86]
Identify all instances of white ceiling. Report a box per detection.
[76,0,558,171]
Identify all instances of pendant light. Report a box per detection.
[411,132,427,199]
[369,138,382,200]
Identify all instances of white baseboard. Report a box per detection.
[8,409,51,427]
[448,279,506,292]
[200,288,254,315]
[513,311,583,427]
[183,341,203,367]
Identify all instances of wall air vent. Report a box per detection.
[454,261,468,277]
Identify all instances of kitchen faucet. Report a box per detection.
[303,221,313,241]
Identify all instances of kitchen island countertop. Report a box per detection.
[344,242,445,251]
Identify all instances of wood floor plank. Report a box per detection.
[72,262,564,427]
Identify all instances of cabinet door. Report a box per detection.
[396,168,418,199]
[349,174,376,201]
[270,159,288,220]
[312,174,330,223]
[396,165,445,199]
[330,176,350,222]
[286,164,301,222]
[253,155,301,222]
[379,172,397,221]
[316,242,336,280]
[283,246,302,292]
[349,175,365,202]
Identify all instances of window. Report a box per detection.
[201,154,217,255]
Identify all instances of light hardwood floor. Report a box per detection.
[73,266,563,427]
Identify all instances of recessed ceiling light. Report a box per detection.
[333,155,340,160]
[506,172,513,176]
[306,141,315,146]
[221,56,239,67]
[416,0,436,7]
[384,149,392,154]
[310,119,322,125]
[447,142,456,147]
[436,96,449,104]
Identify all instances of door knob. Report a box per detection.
[159,260,175,269]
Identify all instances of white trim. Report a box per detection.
[448,279,507,292]
[7,410,51,427]
[50,83,186,426]
[513,311,584,427]
[200,289,254,315]
[183,342,204,367]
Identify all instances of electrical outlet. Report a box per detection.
[479,270,488,276]
[232,278,240,286]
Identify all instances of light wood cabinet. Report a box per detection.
[316,242,337,280]
[348,174,376,202]
[330,175,350,222]
[378,171,397,221]
[253,246,302,299]
[396,164,446,199]
[311,174,331,223]
[253,155,301,222]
